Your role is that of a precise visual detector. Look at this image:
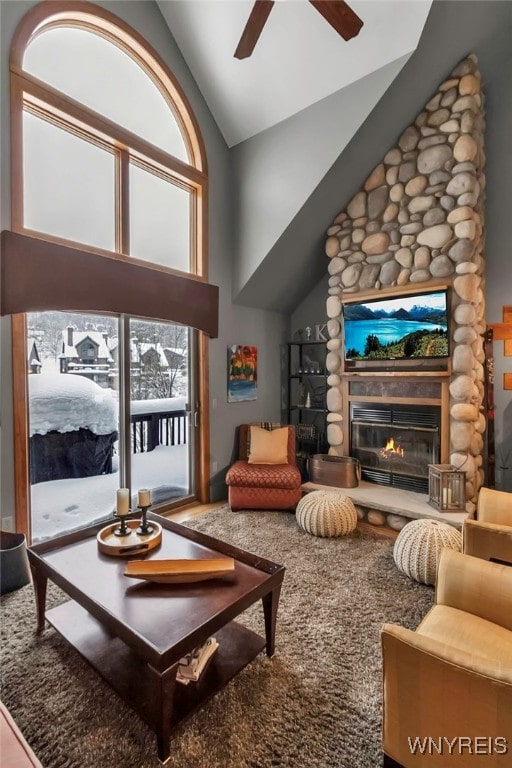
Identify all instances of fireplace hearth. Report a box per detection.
[350,403,441,493]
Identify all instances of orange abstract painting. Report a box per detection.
[227,345,257,402]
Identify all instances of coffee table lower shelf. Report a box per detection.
[47,600,266,758]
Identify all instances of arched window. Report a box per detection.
[23,25,190,162]
[10,1,207,272]
[9,2,213,541]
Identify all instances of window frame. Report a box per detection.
[9,1,211,541]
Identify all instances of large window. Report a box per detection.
[10,4,209,541]
[22,24,189,162]
[27,312,194,542]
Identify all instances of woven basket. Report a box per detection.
[296,490,357,537]
[393,519,462,585]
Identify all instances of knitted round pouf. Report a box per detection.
[393,519,462,585]
[296,490,357,537]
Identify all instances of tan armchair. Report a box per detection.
[463,486,512,565]
[382,549,512,767]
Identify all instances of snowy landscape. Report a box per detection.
[27,311,190,542]
[31,443,188,542]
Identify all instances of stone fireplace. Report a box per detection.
[350,402,441,493]
[322,54,486,515]
[343,374,449,496]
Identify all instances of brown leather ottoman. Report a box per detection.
[0,700,42,767]
[226,460,302,511]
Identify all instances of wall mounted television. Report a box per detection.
[343,290,449,362]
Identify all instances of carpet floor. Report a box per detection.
[0,508,434,768]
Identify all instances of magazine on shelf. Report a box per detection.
[176,637,219,685]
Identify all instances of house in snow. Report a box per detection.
[108,338,172,396]
[58,326,114,387]
[136,342,169,372]
[27,338,42,374]
[163,347,187,371]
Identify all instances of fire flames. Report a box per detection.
[380,437,404,459]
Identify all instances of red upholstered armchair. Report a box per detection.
[226,424,302,511]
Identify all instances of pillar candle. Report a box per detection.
[116,488,130,516]
[138,488,151,507]
[442,487,452,506]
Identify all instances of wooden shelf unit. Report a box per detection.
[285,341,328,461]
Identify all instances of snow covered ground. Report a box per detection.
[27,372,192,542]
[31,443,189,542]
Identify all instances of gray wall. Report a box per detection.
[484,47,512,489]
[230,54,410,305]
[0,0,287,525]
[290,275,329,340]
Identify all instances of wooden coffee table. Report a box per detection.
[27,513,285,764]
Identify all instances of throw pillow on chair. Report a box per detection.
[248,426,289,464]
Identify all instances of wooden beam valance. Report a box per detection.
[0,230,218,337]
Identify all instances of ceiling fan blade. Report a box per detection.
[234,0,275,59]
[309,0,363,42]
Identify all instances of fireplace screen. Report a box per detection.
[350,403,441,493]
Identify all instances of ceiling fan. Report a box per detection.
[234,0,364,60]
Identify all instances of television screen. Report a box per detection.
[343,290,449,361]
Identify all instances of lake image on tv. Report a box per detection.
[345,319,447,354]
[343,292,449,360]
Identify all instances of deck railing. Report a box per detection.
[131,409,187,453]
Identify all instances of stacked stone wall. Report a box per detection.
[324,55,486,513]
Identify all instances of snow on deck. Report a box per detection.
[30,443,189,542]
[29,373,117,436]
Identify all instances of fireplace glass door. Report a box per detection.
[350,403,441,493]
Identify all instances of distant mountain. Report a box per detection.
[391,308,410,320]
[408,304,431,319]
[344,301,446,324]
[408,304,446,323]
[343,304,375,320]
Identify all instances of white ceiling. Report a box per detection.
[157,0,433,147]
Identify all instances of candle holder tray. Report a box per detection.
[97,520,162,557]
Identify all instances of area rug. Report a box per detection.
[0,508,434,768]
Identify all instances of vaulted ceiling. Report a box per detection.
[157,0,433,147]
[157,0,434,311]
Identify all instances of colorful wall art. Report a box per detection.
[227,345,257,402]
